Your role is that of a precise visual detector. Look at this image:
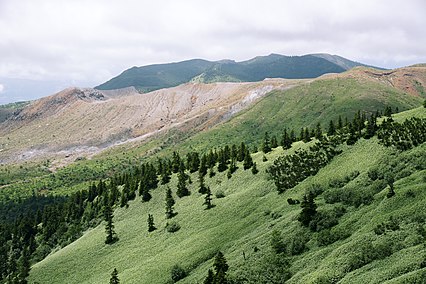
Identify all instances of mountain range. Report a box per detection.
[95,53,376,92]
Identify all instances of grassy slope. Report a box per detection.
[29,107,426,284]
[176,76,421,152]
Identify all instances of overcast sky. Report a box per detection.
[0,0,425,102]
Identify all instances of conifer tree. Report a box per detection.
[424,99,426,108]
[290,129,296,142]
[147,214,156,232]
[171,151,181,173]
[119,189,127,208]
[17,246,30,283]
[271,135,278,148]
[386,175,395,198]
[213,251,229,284]
[203,269,214,284]
[243,150,253,170]
[384,106,392,117]
[161,166,172,185]
[338,115,343,129]
[262,132,272,153]
[298,193,317,228]
[104,202,117,244]
[165,187,175,219]
[315,122,322,140]
[199,155,208,177]
[140,181,152,202]
[281,128,292,149]
[237,142,246,162]
[110,268,120,284]
[176,163,190,198]
[209,167,216,178]
[251,162,259,174]
[328,120,336,136]
[198,172,208,194]
[304,127,311,142]
[217,150,228,172]
[203,187,213,209]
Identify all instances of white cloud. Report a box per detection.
[0,84,4,93]
[0,0,425,89]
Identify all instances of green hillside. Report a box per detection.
[166,76,421,153]
[95,59,214,92]
[28,107,426,284]
[95,54,369,91]
[1,72,425,284]
[0,75,421,204]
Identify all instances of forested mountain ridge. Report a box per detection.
[95,54,374,91]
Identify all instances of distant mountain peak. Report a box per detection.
[95,53,380,91]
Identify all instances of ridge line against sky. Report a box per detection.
[0,0,425,103]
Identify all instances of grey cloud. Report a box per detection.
[0,0,425,95]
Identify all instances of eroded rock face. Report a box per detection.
[0,80,297,164]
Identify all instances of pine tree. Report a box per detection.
[213,251,229,284]
[203,269,214,284]
[176,163,190,198]
[251,162,259,174]
[338,115,343,129]
[271,135,278,148]
[199,155,208,177]
[17,246,30,283]
[290,129,296,142]
[262,132,272,153]
[243,150,253,170]
[384,106,392,117]
[203,187,213,209]
[217,150,228,172]
[165,187,175,219]
[328,120,336,136]
[298,193,317,228]
[147,214,156,232]
[171,151,181,173]
[281,128,292,149]
[104,202,117,244]
[198,172,208,194]
[208,167,216,178]
[110,268,120,284]
[140,180,152,202]
[315,123,322,140]
[305,127,312,142]
[386,175,395,198]
[424,99,426,108]
[161,166,172,185]
[119,188,127,208]
[237,142,246,162]
[364,113,377,139]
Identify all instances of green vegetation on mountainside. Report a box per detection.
[0,76,421,204]
[0,101,29,123]
[27,107,426,284]
[174,77,421,152]
[95,54,367,91]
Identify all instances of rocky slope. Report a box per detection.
[0,79,303,164]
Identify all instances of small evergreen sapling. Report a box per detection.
[110,268,120,284]
[147,214,156,232]
[165,187,176,219]
[203,187,214,209]
[251,162,259,174]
